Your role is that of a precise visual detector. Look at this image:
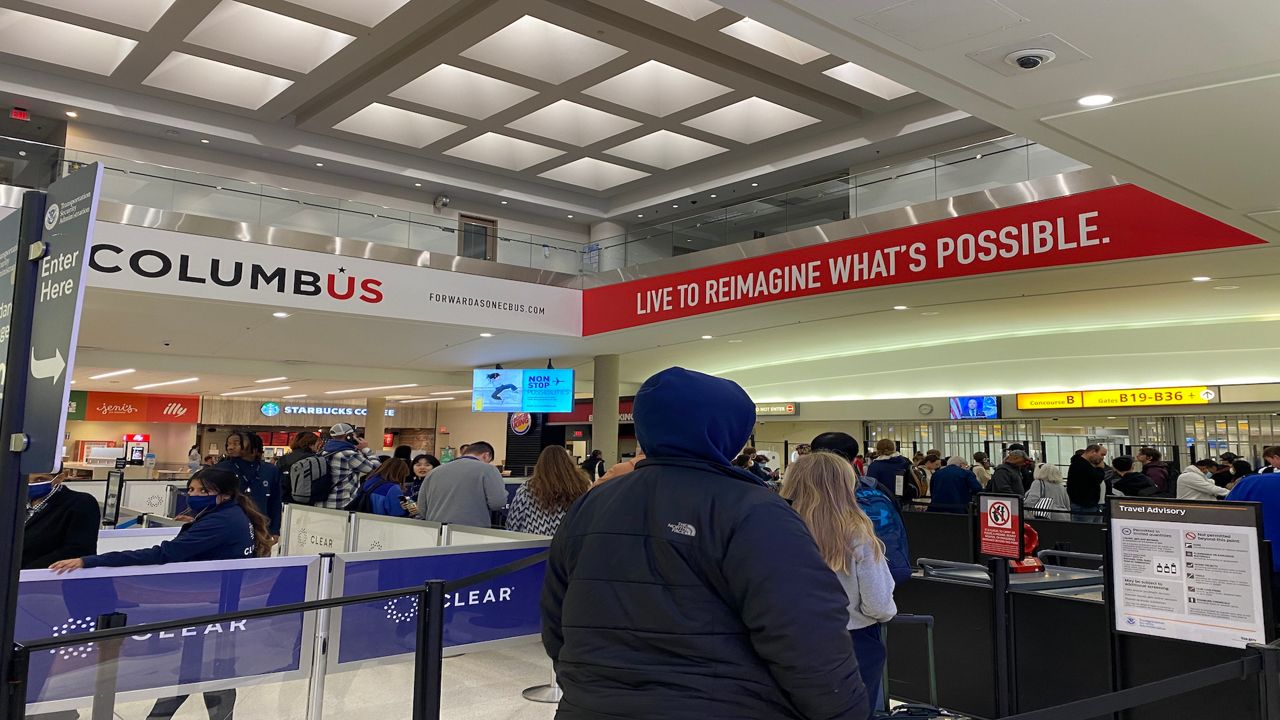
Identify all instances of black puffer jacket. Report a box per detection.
[541,367,867,720]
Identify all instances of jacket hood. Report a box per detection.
[870,454,911,470]
[323,439,356,454]
[634,367,755,466]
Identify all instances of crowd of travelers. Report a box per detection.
[23,363,1280,720]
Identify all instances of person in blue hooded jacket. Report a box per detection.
[216,430,283,536]
[50,467,273,720]
[542,367,868,720]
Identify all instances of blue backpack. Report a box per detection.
[856,484,912,584]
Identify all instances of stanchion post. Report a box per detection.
[1256,642,1280,720]
[90,612,127,720]
[522,663,562,704]
[989,557,1012,718]
[413,580,446,720]
[305,554,335,720]
[7,644,28,720]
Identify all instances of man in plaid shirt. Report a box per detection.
[320,423,380,509]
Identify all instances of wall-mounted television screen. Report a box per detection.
[949,395,1001,420]
[472,369,574,413]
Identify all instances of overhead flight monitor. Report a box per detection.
[472,368,574,413]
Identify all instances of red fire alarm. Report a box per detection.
[9,108,30,122]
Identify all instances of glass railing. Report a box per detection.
[2,134,1088,278]
[586,136,1089,272]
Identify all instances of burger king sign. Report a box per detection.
[509,412,532,436]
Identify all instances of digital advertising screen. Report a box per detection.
[472,369,524,413]
[949,395,1001,420]
[521,369,575,413]
[471,369,576,413]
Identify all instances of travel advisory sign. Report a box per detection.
[582,184,1266,334]
[1109,498,1270,649]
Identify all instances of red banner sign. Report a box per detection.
[82,392,199,423]
[582,185,1265,335]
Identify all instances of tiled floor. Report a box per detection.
[71,638,559,719]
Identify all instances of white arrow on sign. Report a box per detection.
[30,348,66,383]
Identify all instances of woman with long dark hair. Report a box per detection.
[357,458,418,516]
[49,467,273,720]
[408,453,440,499]
[508,446,590,535]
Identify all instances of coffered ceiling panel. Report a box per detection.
[0,0,958,210]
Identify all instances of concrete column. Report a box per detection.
[591,355,621,464]
[365,397,388,452]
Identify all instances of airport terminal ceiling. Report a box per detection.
[0,0,996,220]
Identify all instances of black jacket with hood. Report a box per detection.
[542,367,867,720]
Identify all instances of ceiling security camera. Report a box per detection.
[433,194,451,209]
[1004,49,1056,70]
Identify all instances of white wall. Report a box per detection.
[434,404,509,466]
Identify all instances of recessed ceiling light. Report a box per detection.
[17,150,26,157]
[282,394,307,399]
[255,376,287,383]
[221,386,291,396]
[1213,285,1241,291]
[314,162,324,167]
[324,383,419,395]
[700,335,714,340]
[133,377,199,390]
[65,110,78,118]
[500,200,508,204]
[272,311,291,318]
[728,339,744,344]
[920,311,941,316]
[1107,416,1117,420]
[893,305,909,310]
[709,194,717,198]
[1078,94,1114,107]
[672,204,679,208]
[1191,276,1212,282]
[567,214,574,218]
[414,182,421,187]
[479,333,494,338]
[89,368,136,380]
[636,214,644,218]
[200,138,210,144]
[751,182,759,187]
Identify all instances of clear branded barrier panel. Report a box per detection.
[95,528,182,554]
[445,525,549,546]
[119,480,178,517]
[328,539,550,670]
[280,504,354,555]
[17,556,321,714]
[349,514,442,553]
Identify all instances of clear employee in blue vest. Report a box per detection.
[50,467,273,720]
[216,430,283,537]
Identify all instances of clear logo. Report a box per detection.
[50,617,95,660]
[384,596,419,623]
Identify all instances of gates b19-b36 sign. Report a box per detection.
[582,184,1265,335]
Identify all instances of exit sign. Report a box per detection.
[9,107,30,121]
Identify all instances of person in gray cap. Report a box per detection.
[988,448,1029,496]
[541,367,867,720]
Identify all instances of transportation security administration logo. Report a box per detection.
[44,203,60,230]
[260,402,282,417]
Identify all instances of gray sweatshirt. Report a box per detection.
[836,541,898,630]
[416,456,507,527]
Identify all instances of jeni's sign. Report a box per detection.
[582,185,1266,335]
[67,390,200,423]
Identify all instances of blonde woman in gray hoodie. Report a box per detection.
[783,452,897,712]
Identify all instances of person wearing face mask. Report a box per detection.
[1176,459,1230,501]
[50,467,273,720]
[22,472,100,570]
[216,430,283,537]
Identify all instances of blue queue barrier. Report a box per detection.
[16,556,321,713]
[328,539,550,669]
[15,537,550,714]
